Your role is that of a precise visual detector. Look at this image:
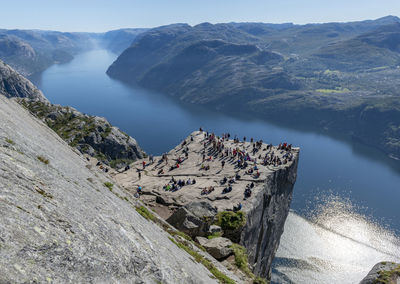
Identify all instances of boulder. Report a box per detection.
[196,237,233,260]
[166,201,217,237]
[209,225,222,234]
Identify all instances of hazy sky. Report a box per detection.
[2,0,399,32]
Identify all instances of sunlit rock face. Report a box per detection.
[0,96,220,284]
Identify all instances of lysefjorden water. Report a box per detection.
[31,49,400,283]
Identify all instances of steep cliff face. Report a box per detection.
[240,154,299,278]
[0,60,47,102]
[0,96,221,283]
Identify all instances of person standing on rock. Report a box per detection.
[221,161,225,169]
[138,170,141,180]
[142,161,146,169]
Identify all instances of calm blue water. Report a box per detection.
[31,49,400,283]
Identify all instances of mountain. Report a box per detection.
[100,28,148,54]
[107,16,400,160]
[312,23,400,71]
[0,59,47,102]
[0,29,98,76]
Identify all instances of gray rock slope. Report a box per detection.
[0,96,219,283]
[0,60,47,102]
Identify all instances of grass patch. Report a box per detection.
[136,206,155,221]
[207,231,223,239]
[104,182,113,191]
[169,230,192,241]
[215,211,246,231]
[230,243,269,283]
[37,156,49,165]
[5,138,15,145]
[231,243,253,277]
[168,237,235,284]
[374,264,400,284]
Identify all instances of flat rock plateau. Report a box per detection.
[114,130,299,278]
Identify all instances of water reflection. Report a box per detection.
[274,197,400,284]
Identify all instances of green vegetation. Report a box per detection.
[230,243,268,284]
[168,230,192,241]
[135,206,155,221]
[374,264,400,284]
[37,156,49,165]
[18,100,136,169]
[231,244,252,276]
[207,231,223,239]
[215,211,246,231]
[168,237,235,284]
[5,138,15,145]
[104,182,113,191]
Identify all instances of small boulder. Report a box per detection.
[196,237,233,260]
[166,202,217,237]
[208,225,222,234]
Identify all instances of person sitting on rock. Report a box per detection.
[253,171,260,178]
[235,173,241,180]
[187,178,192,185]
[158,168,164,175]
[137,186,142,194]
[220,177,227,184]
[233,202,242,212]
[192,179,196,184]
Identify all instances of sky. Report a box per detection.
[1,0,399,32]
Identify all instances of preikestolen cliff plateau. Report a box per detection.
[1,1,400,283]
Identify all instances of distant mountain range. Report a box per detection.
[0,28,148,76]
[107,16,400,159]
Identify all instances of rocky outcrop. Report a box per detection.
[0,60,47,102]
[0,95,222,283]
[18,99,145,168]
[115,131,300,280]
[167,201,217,237]
[196,237,233,260]
[360,262,400,283]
